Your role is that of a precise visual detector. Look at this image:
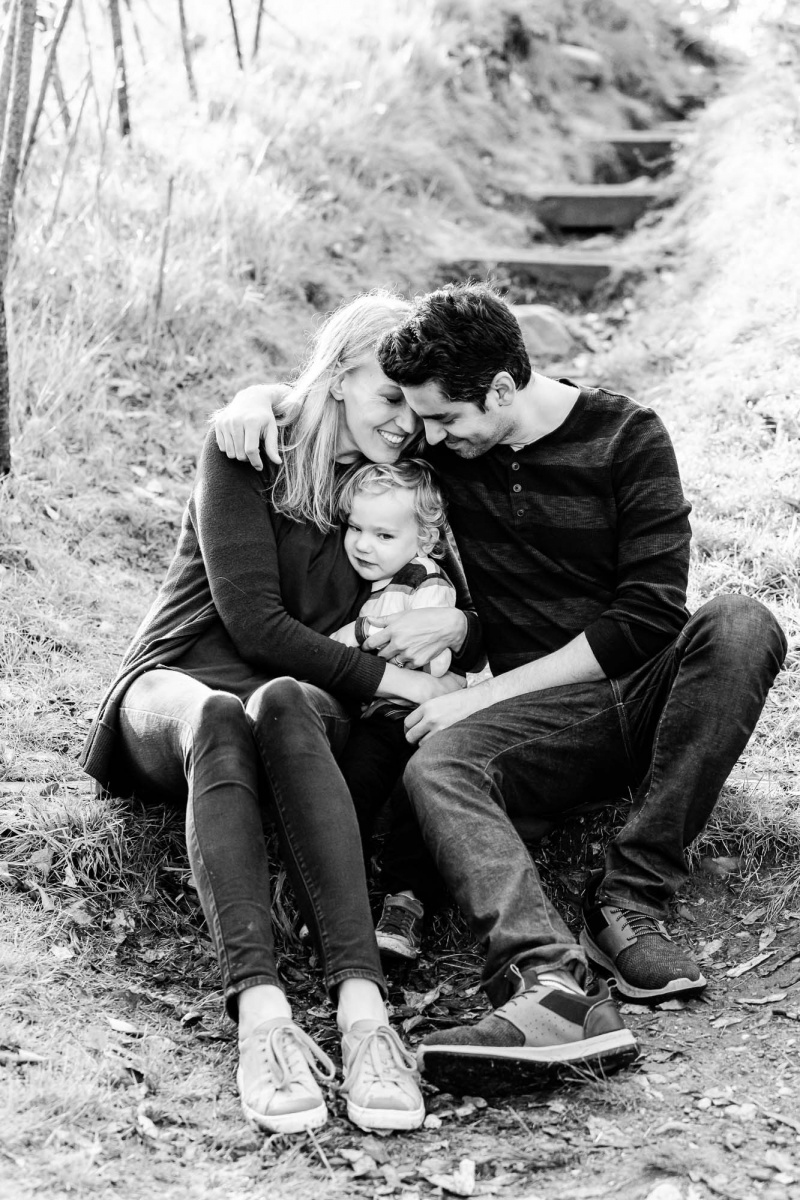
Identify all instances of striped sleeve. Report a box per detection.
[583,406,691,677]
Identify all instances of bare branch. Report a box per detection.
[177,0,197,103]
[107,0,130,138]
[227,0,243,71]
[20,0,75,177]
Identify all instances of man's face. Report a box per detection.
[402,381,509,459]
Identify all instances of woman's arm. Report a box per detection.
[194,430,384,703]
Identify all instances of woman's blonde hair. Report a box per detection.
[271,290,414,532]
[338,459,447,559]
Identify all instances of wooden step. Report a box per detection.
[584,130,685,166]
[529,184,660,230]
[442,245,627,293]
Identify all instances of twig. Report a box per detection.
[177,0,197,103]
[252,0,265,60]
[107,0,130,138]
[20,0,75,177]
[150,174,174,336]
[45,73,90,239]
[227,0,243,70]
[305,1128,334,1178]
[76,0,101,135]
[121,0,146,66]
[50,58,71,131]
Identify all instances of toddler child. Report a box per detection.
[331,459,458,961]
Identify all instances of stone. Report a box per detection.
[511,304,577,360]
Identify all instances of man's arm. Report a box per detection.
[404,631,604,743]
[212,384,288,469]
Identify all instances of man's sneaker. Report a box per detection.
[416,965,638,1095]
[375,893,423,961]
[237,1017,335,1134]
[340,1020,425,1131]
[580,882,707,1004]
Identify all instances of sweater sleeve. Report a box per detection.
[583,407,691,677]
[438,528,486,672]
[193,431,386,702]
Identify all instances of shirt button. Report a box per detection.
[517,508,524,517]
[511,461,520,471]
[512,483,521,493]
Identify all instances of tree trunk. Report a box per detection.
[177,0,197,102]
[252,0,265,60]
[20,0,75,177]
[227,0,243,71]
[107,0,130,138]
[0,1,17,141]
[0,0,36,475]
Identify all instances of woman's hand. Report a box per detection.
[363,609,468,668]
[212,384,287,470]
[375,665,465,705]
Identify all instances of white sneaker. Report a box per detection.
[237,1017,334,1134]
[340,1020,425,1131]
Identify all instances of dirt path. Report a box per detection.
[3,795,800,1200]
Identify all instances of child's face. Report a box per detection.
[344,487,425,583]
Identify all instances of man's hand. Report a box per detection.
[212,384,285,470]
[404,687,488,744]
[363,608,468,668]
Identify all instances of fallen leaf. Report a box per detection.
[697,938,723,963]
[727,951,776,977]
[741,906,768,926]
[105,1016,143,1036]
[759,927,777,951]
[586,1115,634,1148]
[701,855,741,876]
[360,1136,391,1165]
[736,992,787,1006]
[427,1158,476,1197]
[656,998,687,1011]
[50,944,74,961]
[710,1015,743,1030]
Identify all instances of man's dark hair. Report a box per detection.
[376,282,531,410]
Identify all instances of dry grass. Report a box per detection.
[0,1,783,1195]
[590,27,800,908]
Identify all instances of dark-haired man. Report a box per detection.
[215,283,786,1091]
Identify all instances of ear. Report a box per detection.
[418,529,439,557]
[330,374,345,401]
[490,371,516,407]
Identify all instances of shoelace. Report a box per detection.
[340,1026,416,1095]
[380,907,417,937]
[256,1023,336,1088]
[622,909,672,942]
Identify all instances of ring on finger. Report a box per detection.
[392,655,405,667]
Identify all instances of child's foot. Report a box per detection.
[340,1020,425,1131]
[375,893,424,961]
[237,1017,334,1134]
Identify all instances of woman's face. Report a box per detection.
[334,357,421,464]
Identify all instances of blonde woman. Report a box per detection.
[81,293,481,1135]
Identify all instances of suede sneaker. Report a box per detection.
[375,893,424,961]
[237,1017,335,1134]
[416,965,638,1095]
[341,1020,425,1131]
[580,880,707,1004]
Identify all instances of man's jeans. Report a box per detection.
[119,671,385,1018]
[403,596,787,1007]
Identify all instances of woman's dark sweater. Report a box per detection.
[81,430,481,794]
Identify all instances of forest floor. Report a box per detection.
[3,4,800,1199]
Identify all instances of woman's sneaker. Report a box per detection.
[416,965,638,1094]
[375,893,424,961]
[580,878,707,1003]
[340,1020,425,1131]
[237,1017,335,1134]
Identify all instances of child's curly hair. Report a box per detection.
[338,458,447,558]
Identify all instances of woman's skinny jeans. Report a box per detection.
[118,670,386,1019]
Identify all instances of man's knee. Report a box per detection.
[691,594,787,671]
